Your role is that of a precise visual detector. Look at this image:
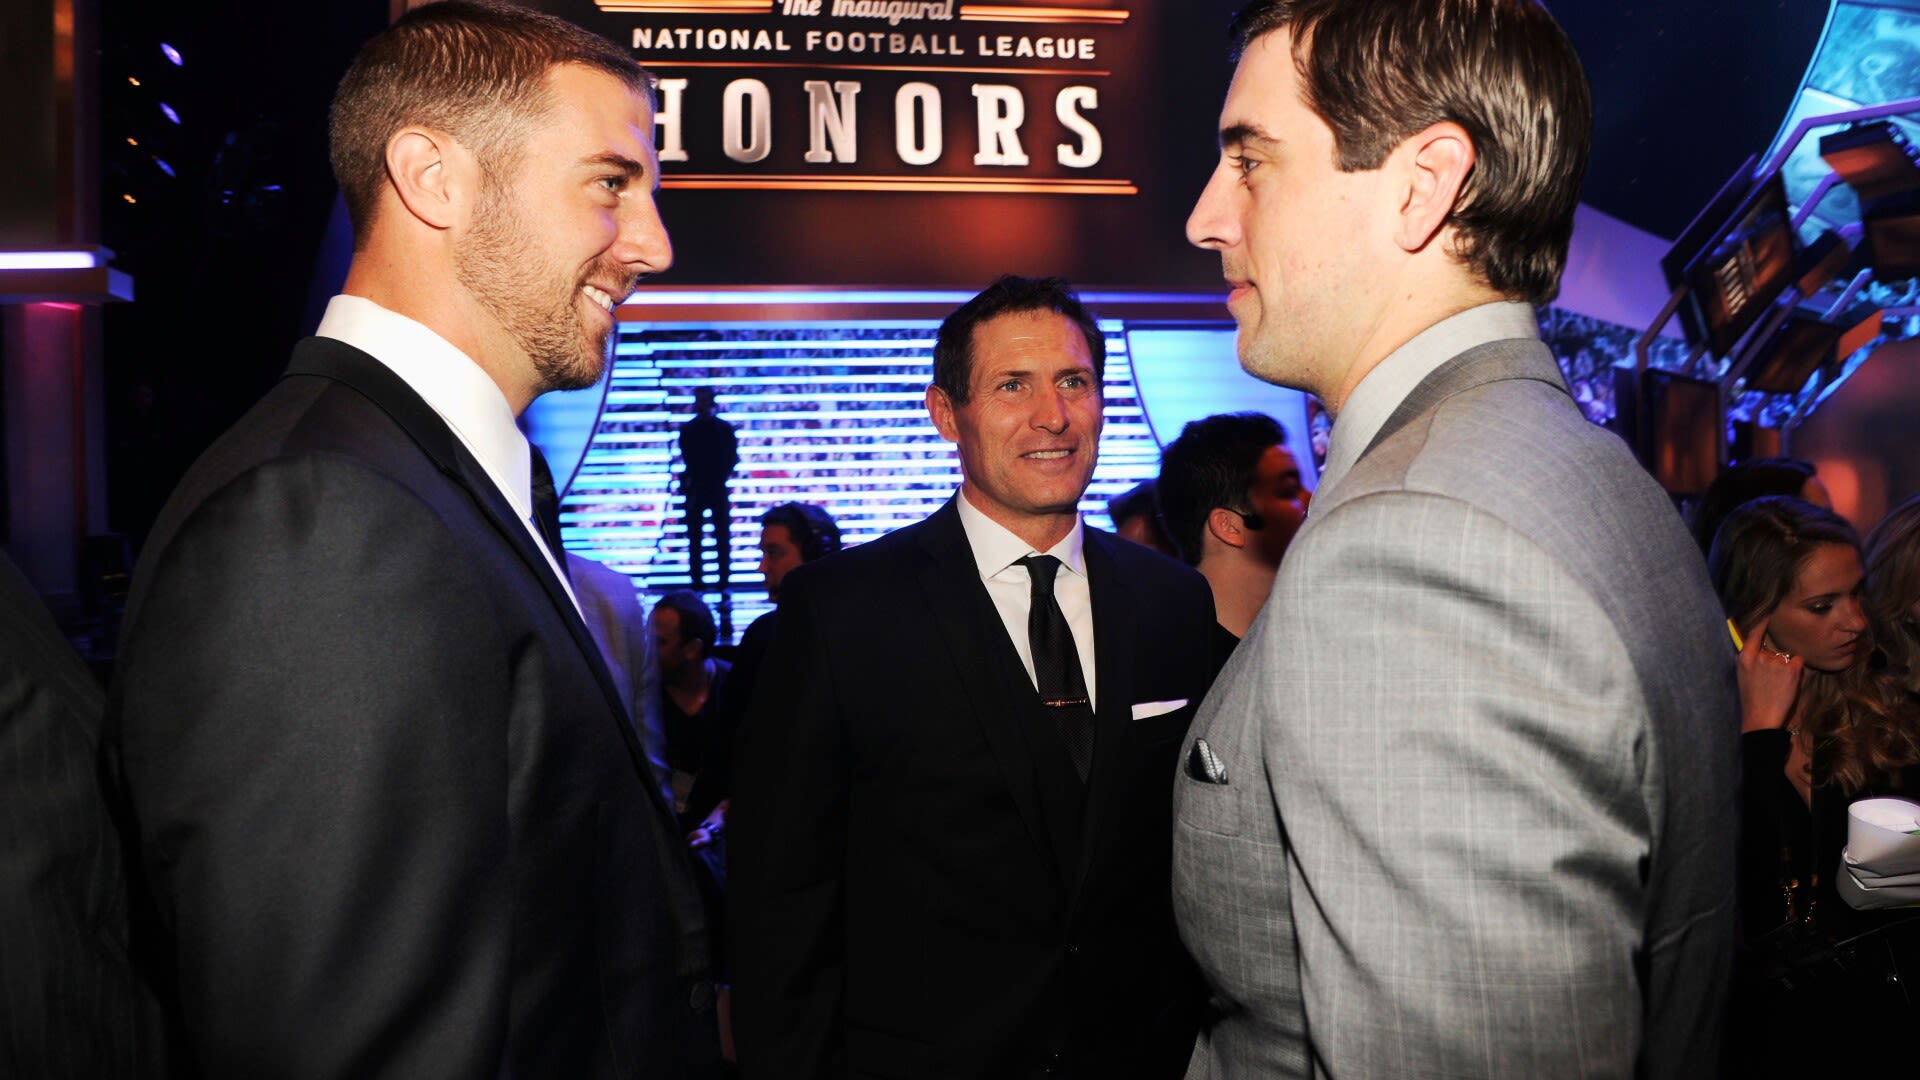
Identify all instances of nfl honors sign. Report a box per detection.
[521,1,1206,288]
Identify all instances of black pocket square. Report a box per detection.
[1185,738,1229,784]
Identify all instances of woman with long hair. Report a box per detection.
[1709,496,1920,1076]
[1865,494,1920,699]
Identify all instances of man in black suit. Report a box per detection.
[1,550,162,1078]
[731,276,1217,1079]
[106,3,710,1075]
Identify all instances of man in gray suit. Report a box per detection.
[1174,2,1738,1076]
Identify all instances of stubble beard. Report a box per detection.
[456,183,617,397]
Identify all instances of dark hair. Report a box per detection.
[1225,0,1592,305]
[654,589,717,652]
[1107,479,1158,526]
[330,0,650,246]
[1710,496,1920,794]
[1866,495,1920,695]
[1690,457,1820,555]
[1156,412,1288,566]
[1106,479,1175,552]
[759,502,843,563]
[932,275,1106,404]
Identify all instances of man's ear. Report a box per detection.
[1393,121,1476,254]
[1205,506,1249,551]
[926,384,960,444]
[384,126,472,232]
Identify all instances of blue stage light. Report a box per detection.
[161,43,183,66]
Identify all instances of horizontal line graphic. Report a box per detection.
[597,1,774,11]
[958,5,1130,24]
[661,173,1136,194]
[645,60,1111,76]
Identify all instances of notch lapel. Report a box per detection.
[913,501,1065,887]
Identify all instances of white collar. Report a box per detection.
[314,294,533,519]
[1316,300,1539,498]
[954,488,1087,581]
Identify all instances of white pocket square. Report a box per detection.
[1130,698,1188,721]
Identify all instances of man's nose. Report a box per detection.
[1186,163,1238,252]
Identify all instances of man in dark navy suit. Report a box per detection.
[1,550,162,1078]
[731,276,1218,1079]
[107,3,710,1074]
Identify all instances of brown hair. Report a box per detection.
[1711,496,1920,794]
[1227,0,1592,305]
[1866,496,1920,696]
[329,0,650,247]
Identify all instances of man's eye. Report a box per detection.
[998,380,1022,392]
[599,176,627,193]
[1228,154,1259,177]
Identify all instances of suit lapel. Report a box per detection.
[1071,529,1134,914]
[912,500,1065,886]
[282,340,655,791]
[1363,337,1572,461]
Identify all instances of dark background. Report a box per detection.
[96,0,1837,548]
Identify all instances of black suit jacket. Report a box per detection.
[106,337,710,1077]
[730,498,1216,1079]
[0,551,163,1078]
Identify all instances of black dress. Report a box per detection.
[1727,729,1920,1077]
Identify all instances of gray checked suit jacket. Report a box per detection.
[1172,337,1739,1079]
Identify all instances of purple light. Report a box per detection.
[159,102,180,124]
[161,43,183,66]
[153,157,175,178]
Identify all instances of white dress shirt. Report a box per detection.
[1315,300,1542,500]
[954,490,1098,709]
[314,294,582,615]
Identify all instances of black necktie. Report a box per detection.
[529,444,571,583]
[1018,555,1093,780]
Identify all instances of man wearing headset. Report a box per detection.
[1155,412,1305,654]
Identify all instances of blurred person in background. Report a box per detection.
[1709,496,1920,1077]
[1865,495,1920,702]
[1155,411,1305,652]
[1107,478,1177,556]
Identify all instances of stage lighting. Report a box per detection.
[1819,122,1920,203]
[1744,313,1840,394]
[1793,229,1855,297]
[1862,189,1920,282]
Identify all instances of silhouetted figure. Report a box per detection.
[679,386,739,588]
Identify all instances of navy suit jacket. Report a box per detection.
[1,551,163,1077]
[108,337,711,1077]
[730,498,1217,1079]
